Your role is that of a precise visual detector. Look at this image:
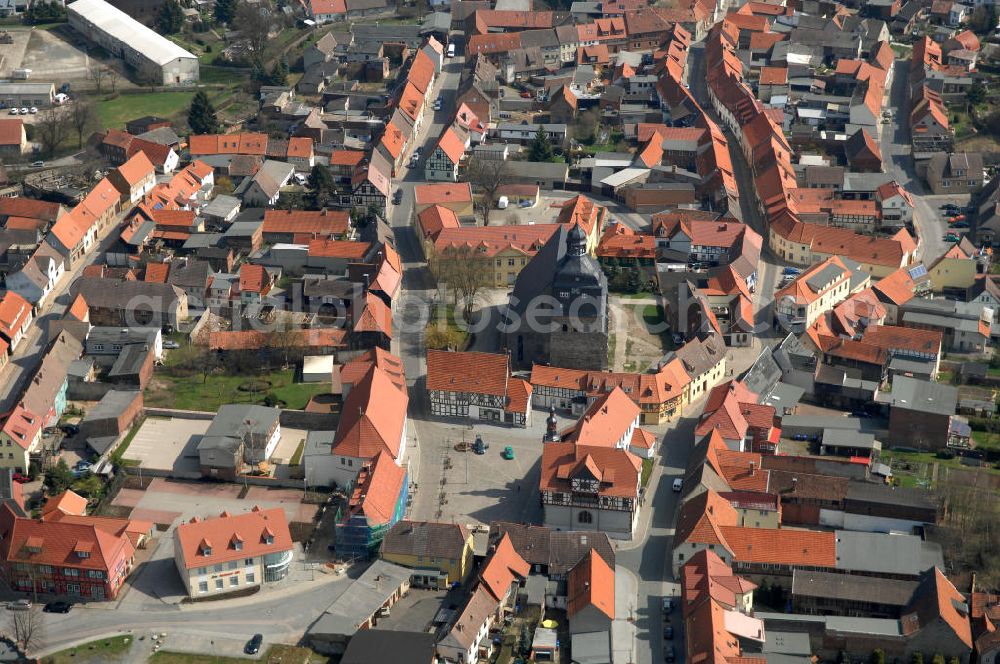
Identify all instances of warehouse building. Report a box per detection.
[68,0,199,86]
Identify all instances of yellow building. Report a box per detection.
[429,224,561,288]
[380,520,474,588]
[0,405,43,473]
[774,256,868,328]
[928,242,979,292]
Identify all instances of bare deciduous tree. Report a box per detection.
[235,0,273,66]
[34,109,71,158]
[9,604,42,652]
[108,67,119,93]
[464,157,511,227]
[89,66,107,94]
[69,96,96,148]
[429,245,491,323]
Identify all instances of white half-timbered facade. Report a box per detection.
[426,350,532,427]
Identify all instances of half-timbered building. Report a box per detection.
[426,350,532,427]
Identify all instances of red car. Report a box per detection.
[950,215,966,224]
[12,473,29,484]
[519,91,531,98]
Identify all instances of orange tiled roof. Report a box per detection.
[333,364,409,461]
[567,549,615,620]
[348,451,406,526]
[417,204,460,240]
[561,387,640,448]
[144,263,170,283]
[414,182,473,206]
[308,239,371,259]
[540,442,641,498]
[719,525,837,567]
[174,506,292,570]
[480,533,530,602]
[115,151,155,188]
[427,350,509,396]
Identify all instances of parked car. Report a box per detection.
[519,91,531,98]
[671,333,684,346]
[792,433,810,441]
[11,473,29,484]
[28,107,36,114]
[502,445,515,460]
[672,478,683,492]
[7,108,17,115]
[664,645,675,662]
[944,233,960,242]
[393,189,403,204]
[18,108,27,115]
[663,625,674,640]
[244,634,263,655]
[473,435,487,455]
[782,267,801,276]
[662,597,674,613]
[43,602,72,613]
[949,215,966,223]
[849,410,868,418]
[31,160,44,168]
[72,461,92,478]
[60,424,79,436]
[7,600,30,611]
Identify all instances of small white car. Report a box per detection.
[7,108,16,115]
[19,108,27,115]
[29,107,37,114]
[672,478,683,492]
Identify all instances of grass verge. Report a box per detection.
[641,457,654,488]
[43,635,132,664]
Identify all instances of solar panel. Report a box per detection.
[908,264,927,279]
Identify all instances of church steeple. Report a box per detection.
[566,223,587,257]
[544,406,560,442]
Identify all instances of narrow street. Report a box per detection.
[0,212,126,411]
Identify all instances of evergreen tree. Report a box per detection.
[529,126,553,162]
[156,0,185,34]
[44,458,74,496]
[268,60,289,86]
[214,0,238,24]
[187,91,220,135]
[307,164,334,208]
[870,650,885,664]
[930,656,946,664]
[912,653,924,664]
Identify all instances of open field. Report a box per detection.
[145,367,329,411]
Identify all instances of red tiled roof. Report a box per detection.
[567,550,615,620]
[719,525,837,567]
[417,204,460,240]
[353,292,392,338]
[347,451,406,526]
[41,490,88,517]
[480,533,530,602]
[427,350,509,396]
[174,506,292,570]
[561,387,640,448]
[308,239,370,259]
[115,151,155,188]
[0,291,31,341]
[0,118,23,146]
[144,263,170,283]
[433,224,558,259]
[333,364,409,461]
[540,442,641,498]
[414,182,473,206]
[263,209,350,238]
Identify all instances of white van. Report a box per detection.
[447,42,456,58]
[497,196,509,209]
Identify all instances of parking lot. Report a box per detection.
[123,416,210,476]
[17,28,93,83]
[123,416,309,478]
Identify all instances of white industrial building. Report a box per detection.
[68,0,199,86]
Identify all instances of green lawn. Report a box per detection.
[641,457,654,488]
[150,645,328,664]
[43,635,133,664]
[95,91,196,132]
[145,368,329,411]
[425,303,471,351]
[973,430,1000,452]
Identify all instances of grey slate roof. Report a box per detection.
[885,375,957,416]
[379,520,471,561]
[834,530,944,576]
[341,631,436,664]
[792,568,917,606]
